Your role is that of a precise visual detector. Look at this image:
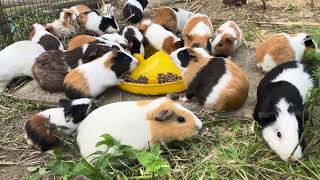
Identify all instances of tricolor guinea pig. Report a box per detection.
[0,41,45,93]
[138,19,184,54]
[32,43,116,92]
[182,13,214,54]
[123,0,148,24]
[77,96,203,163]
[29,23,64,51]
[256,33,318,72]
[120,25,145,55]
[46,9,76,39]
[25,98,92,152]
[63,50,138,99]
[253,61,315,162]
[170,47,249,111]
[211,20,242,57]
[78,11,119,35]
[153,7,194,34]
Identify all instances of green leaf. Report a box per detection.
[26,166,40,173]
[96,134,118,147]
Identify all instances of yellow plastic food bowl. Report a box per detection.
[118,51,186,95]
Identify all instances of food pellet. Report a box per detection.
[121,72,182,84]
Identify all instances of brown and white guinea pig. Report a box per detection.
[25,98,92,152]
[32,43,117,92]
[69,4,91,18]
[120,25,145,55]
[170,47,249,111]
[123,0,148,24]
[67,35,98,50]
[0,41,45,93]
[211,20,242,57]
[46,9,76,39]
[256,33,319,72]
[29,23,64,51]
[77,96,203,163]
[182,13,214,54]
[63,50,138,99]
[78,10,119,35]
[253,61,314,162]
[153,7,194,34]
[138,19,184,54]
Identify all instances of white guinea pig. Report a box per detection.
[256,33,318,72]
[253,61,314,162]
[30,23,64,50]
[77,96,203,163]
[25,98,92,152]
[0,41,45,93]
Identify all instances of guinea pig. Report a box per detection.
[153,7,194,34]
[211,20,242,57]
[170,47,249,111]
[78,11,119,35]
[70,4,91,17]
[46,9,76,39]
[25,98,92,152]
[182,13,214,54]
[256,33,318,72]
[123,0,148,24]
[138,19,184,54]
[77,96,203,163]
[0,41,45,93]
[120,25,145,55]
[33,43,116,92]
[29,23,64,51]
[67,35,98,50]
[253,61,315,162]
[63,50,138,99]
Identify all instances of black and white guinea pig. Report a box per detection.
[0,41,45,93]
[63,50,138,99]
[29,23,64,51]
[153,7,194,34]
[138,19,184,54]
[253,61,315,162]
[120,25,145,55]
[32,43,117,92]
[77,96,203,163]
[170,47,249,111]
[79,11,119,35]
[123,0,149,24]
[25,98,92,152]
[256,33,318,72]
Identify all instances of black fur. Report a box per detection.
[64,85,86,99]
[64,103,90,124]
[123,4,144,24]
[206,40,212,55]
[137,0,148,9]
[111,51,133,78]
[187,58,227,104]
[99,16,118,33]
[38,34,61,51]
[177,48,197,67]
[172,7,179,12]
[122,27,143,54]
[304,35,316,49]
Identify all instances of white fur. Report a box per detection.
[271,62,314,103]
[0,41,45,92]
[126,0,143,11]
[174,8,194,33]
[143,20,181,51]
[284,33,307,62]
[85,12,119,35]
[262,98,302,161]
[101,33,128,47]
[257,53,278,72]
[190,22,212,37]
[212,21,242,51]
[46,20,76,38]
[31,23,64,50]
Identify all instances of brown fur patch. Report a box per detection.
[103,52,114,69]
[212,59,249,111]
[214,34,237,56]
[162,36,180,54]
[62,9,75,26]
[64,69,90,97]
[137,21,150,34]
[136,100,153,107]
[153,7,177,33]
[67,35,97,50]
[229,21,241,42]
[29,25,36,39]
[79,13,89,26]
[72,4,91,14]
[256,34,295,65]
[146,98,197,143]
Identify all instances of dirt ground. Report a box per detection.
[1,0,320,179]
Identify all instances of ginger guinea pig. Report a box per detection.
[138,19,184,54]
[182,14,214,54]
[33,43,116,92]
[120,25,145,55]
[0,41,45,93]
[253,61,315,162]
[211,20,242,57]
[25,98,92,152]
[77,96,203,163]
[153,7,194,34]
[256,33,318,72]
[123,0,148,24]
[170,47,249,111]
[63,50,138,99]
[29,23,64,51]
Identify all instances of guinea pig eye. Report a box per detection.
[177,116,185,123]
[218,43,223,47]
[277,132,281,138]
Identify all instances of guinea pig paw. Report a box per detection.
[179,96,189,103]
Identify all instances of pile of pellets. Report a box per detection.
[121,72,182,84]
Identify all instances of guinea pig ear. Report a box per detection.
[185,34,193,41]
[257,112,276,120]
[155,109,174,121]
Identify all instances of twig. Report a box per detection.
[0,161,18,165]
[193,1,206,14]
